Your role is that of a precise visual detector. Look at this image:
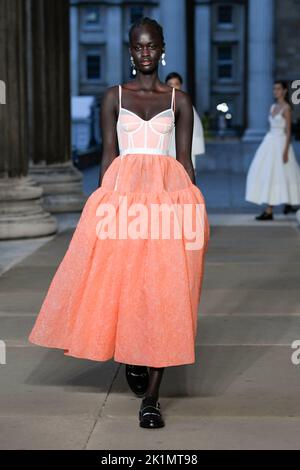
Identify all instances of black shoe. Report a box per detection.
[139,398,165,429]
[283,204,299,214]
[255,211,273,221]
[125,364,149,398]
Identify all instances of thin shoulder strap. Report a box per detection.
[280,104,289,114]
[118,85,122,111]
[171,87,175,113]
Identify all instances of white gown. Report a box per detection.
[245,104,300,205]
[168,106,205,169]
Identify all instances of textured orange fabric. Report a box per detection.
[28,154,210,367]
[29,86,210,367]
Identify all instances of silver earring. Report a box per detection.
[130,56,137,76]
[161,53,166,66]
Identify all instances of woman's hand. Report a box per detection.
[283,149,289,164]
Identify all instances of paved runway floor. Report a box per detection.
[0,219,299,449]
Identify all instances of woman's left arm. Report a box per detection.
[283,105,292,164]
[174,89,196,184]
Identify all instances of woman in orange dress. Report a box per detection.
[29,17,210,429]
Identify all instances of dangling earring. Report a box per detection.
[130,56,137,76]
[161,53,166,66]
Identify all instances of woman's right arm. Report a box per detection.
[282,105,292,164]
[98,86,119,187]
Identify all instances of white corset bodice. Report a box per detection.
[116,85,175,157]
[268,104,287,135]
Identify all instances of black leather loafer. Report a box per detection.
[255,211,273,220]
[125,364,149,397]
[283,204,298,214]
[139,399,165,428]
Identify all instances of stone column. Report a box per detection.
[70,1,79,96]
[106,4,122,86]
[242,0,274,142]
[159,0,187,88]
[0,0,57,239]
[195,0,211,115]
[28,0,86,212]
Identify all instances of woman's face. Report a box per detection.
[166,78,182,90]
[273,83,287,100]
[129,24,163,74]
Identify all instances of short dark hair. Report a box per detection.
[129,17,165,50]
[274,80,293,108]
[165,72,183,84]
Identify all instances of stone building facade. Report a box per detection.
[70,0,300,139]
[275,0,300,80]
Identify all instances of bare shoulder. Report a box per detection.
[102,85,119,104]
[173,88,193,112]
[283,103,292,114]
[100,85,120,118]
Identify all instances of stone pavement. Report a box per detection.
[0,201,300,448]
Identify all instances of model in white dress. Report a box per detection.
[165,72,205,174]
[168,105,205,170]
[245,100,300,220]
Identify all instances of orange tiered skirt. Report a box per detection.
[28,154,210,367]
